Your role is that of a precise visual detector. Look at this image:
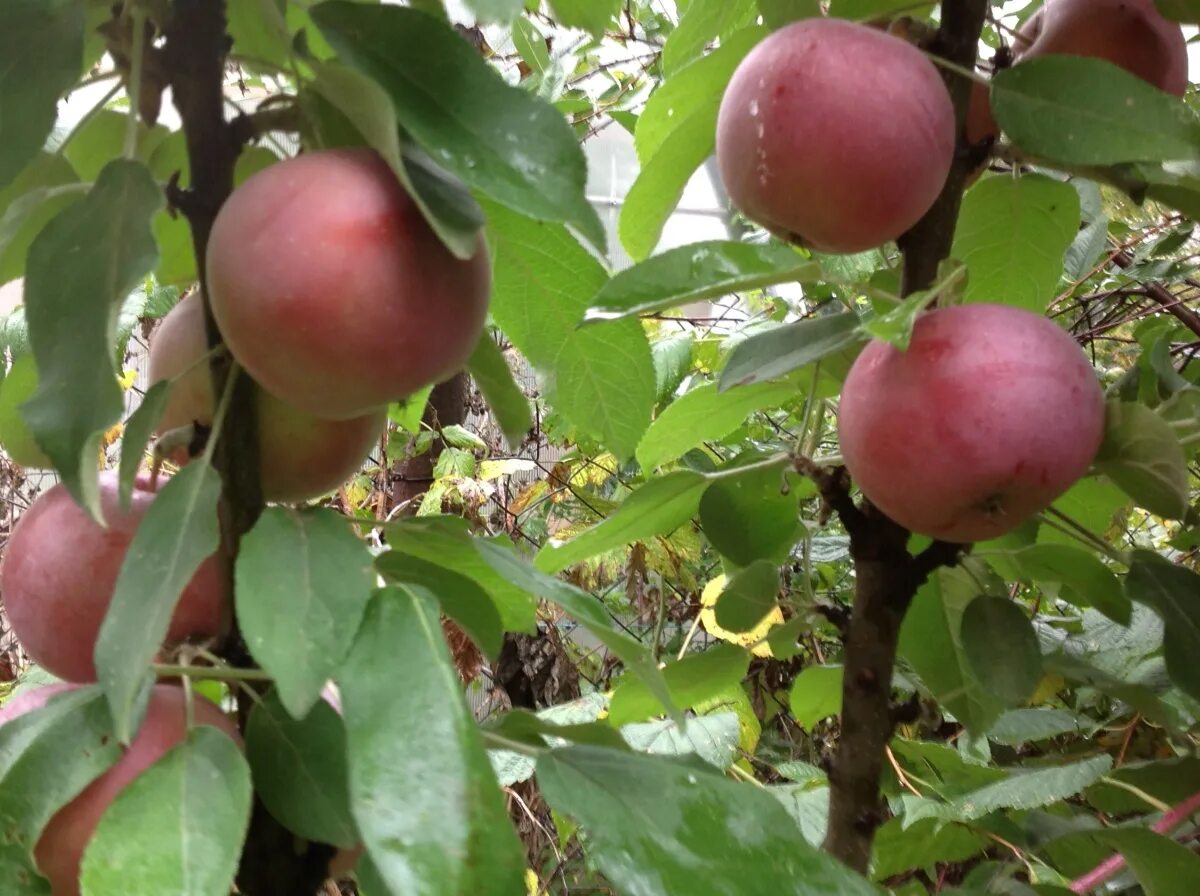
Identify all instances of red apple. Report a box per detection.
[716,18,955,254]
[206,148,491,420]
[0,472,227,682]
[838,303,1106,542]
[148,291,386,503]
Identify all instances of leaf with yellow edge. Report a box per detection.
[525,869,540,895]
[699,574,783,657]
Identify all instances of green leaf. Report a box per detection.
[951,175,1081,312]
[960,597,1042,706]
[237,507,376,719]
[339,588,526,895]
[992,56,1200,166]
[467,335,532,448]
[547,0,621,35]
[586,240,820,323]
[312,2,605,250]
[79,726,251,896]
[987,708,1088,746]
[535,471,707,573]
[713,558,780,633]
[246,690,357,848]
[1125,550,1200,703]
[117,381,169,510]
[307,60,485,259]
[620,713,742,768]
[374,552,502,660]
[0,353,50,468]
[653,333,694,401]
[992,543,1129,625]
[62,111,170,183]
[21,160,162,519]
[718,313,863,390]
[789,665,843,731]
[609,643,750,727]
[755,0,821,28]
[227,0,292,69]
[0,154,83,285]
[462,0,525,24]
[381,517,537,632]
[485,201,653,458]
[637,381,796,470]
[512,17,550,75]
[903,755,1113,825]
[1095,401,1189,519]
[661,0,757,76]
[0,686,122,893]
[828,0,934,17]
[0,0,85,190]
[1055,827,1200,896]
[898,564,1005,735]
[872,818,986,882]
[700,455,799,566]
[1043,651,1183,729]
[95,464,221,744]
[1155,0,1200,22]
[538,746,881,896]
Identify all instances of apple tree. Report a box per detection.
[0,0,1199,894]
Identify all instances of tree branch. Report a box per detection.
[1111,250,1200,340]
[819,0,986,873]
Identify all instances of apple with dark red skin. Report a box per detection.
[205,147,491,420]
[0,683,241,896]
[0,471,227,682]
[148,291,386,503]
[838,303,1106,543]
[716,18,955,254]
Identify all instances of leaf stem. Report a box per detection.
[122,8,147,160]
[154,663,274,682]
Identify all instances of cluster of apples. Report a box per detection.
[715,1,1186,543]
[0,148,489,893]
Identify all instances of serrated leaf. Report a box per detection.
[960,597,1042,706]
[992,56,1200,166]
[0,0,85,190]
[547,0,621,35]
[537,745,881,896]
[339,587,526,895]
[79,726,251,896]
[1095,400,1189,519]
[535,471,707,573]
[1125,550,1200,703]
[620,713,741,768]
[987,708,1088,746]
[788,664,843,731]
[717,313,863,390]
[951,175,1081,312]
[485,201,653,457]
[95,464,221,743]
[872,818,986,882]
[609,643,750,727]
[467,333,532,447]
[898,564,1005,735]
[661,0,757,76]
[1044,651,1182,729]
[312,2,604,250]
[637,381,796,471]
[713,558,780,633]
[586,240,820,323]
[237,507,376,719]
[21,160,162,518]
[699,455,799,566]
[374,552,502,660]
[117,381,169,510]
[246,690,357,848]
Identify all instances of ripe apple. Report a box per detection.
[206,148,491,420]
[716,18,955,254]
[0,683,240,896]
[0,471,227,682]
[837,303,1106,543]
[148,291,386,503]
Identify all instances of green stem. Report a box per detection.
[123,8,147,159]
[154,663,274,682]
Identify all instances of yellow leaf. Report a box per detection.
[117,368,138,390]
[699,574,782,658]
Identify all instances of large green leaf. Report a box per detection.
[245,690,357,848]
[485,201,654,458]
[959,597,1042,706]
[236,507,376,720]
[547,0,621,35]
[79,726,251,896]
[1095,401,1189,519]
[898,564,1005,735]
[586,240,820,323]
[789,665,843,731]
[538,746,881,895]
[311,2,604,249]
[608,643,750,727]
[637,381,796,470]
[993,56,1200,165]
[699,455,800,566]
[535,471,707,573]
[1050,828,1200,896]
[21,160,162,518]
[712,559,780,633]
[0,0,85,190]
[951,175,1081,312]
[0,686,121,893]
[95,463,222,744]
[717,313,863,390]
[988,543,1129,625]
[755,0,821,28]
[1155,0,1200,22]
[338,588,525,896]
[1125,550,1200,703]
[0,153,83,285]
[620,713,742,769]
[661,0,757,75]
